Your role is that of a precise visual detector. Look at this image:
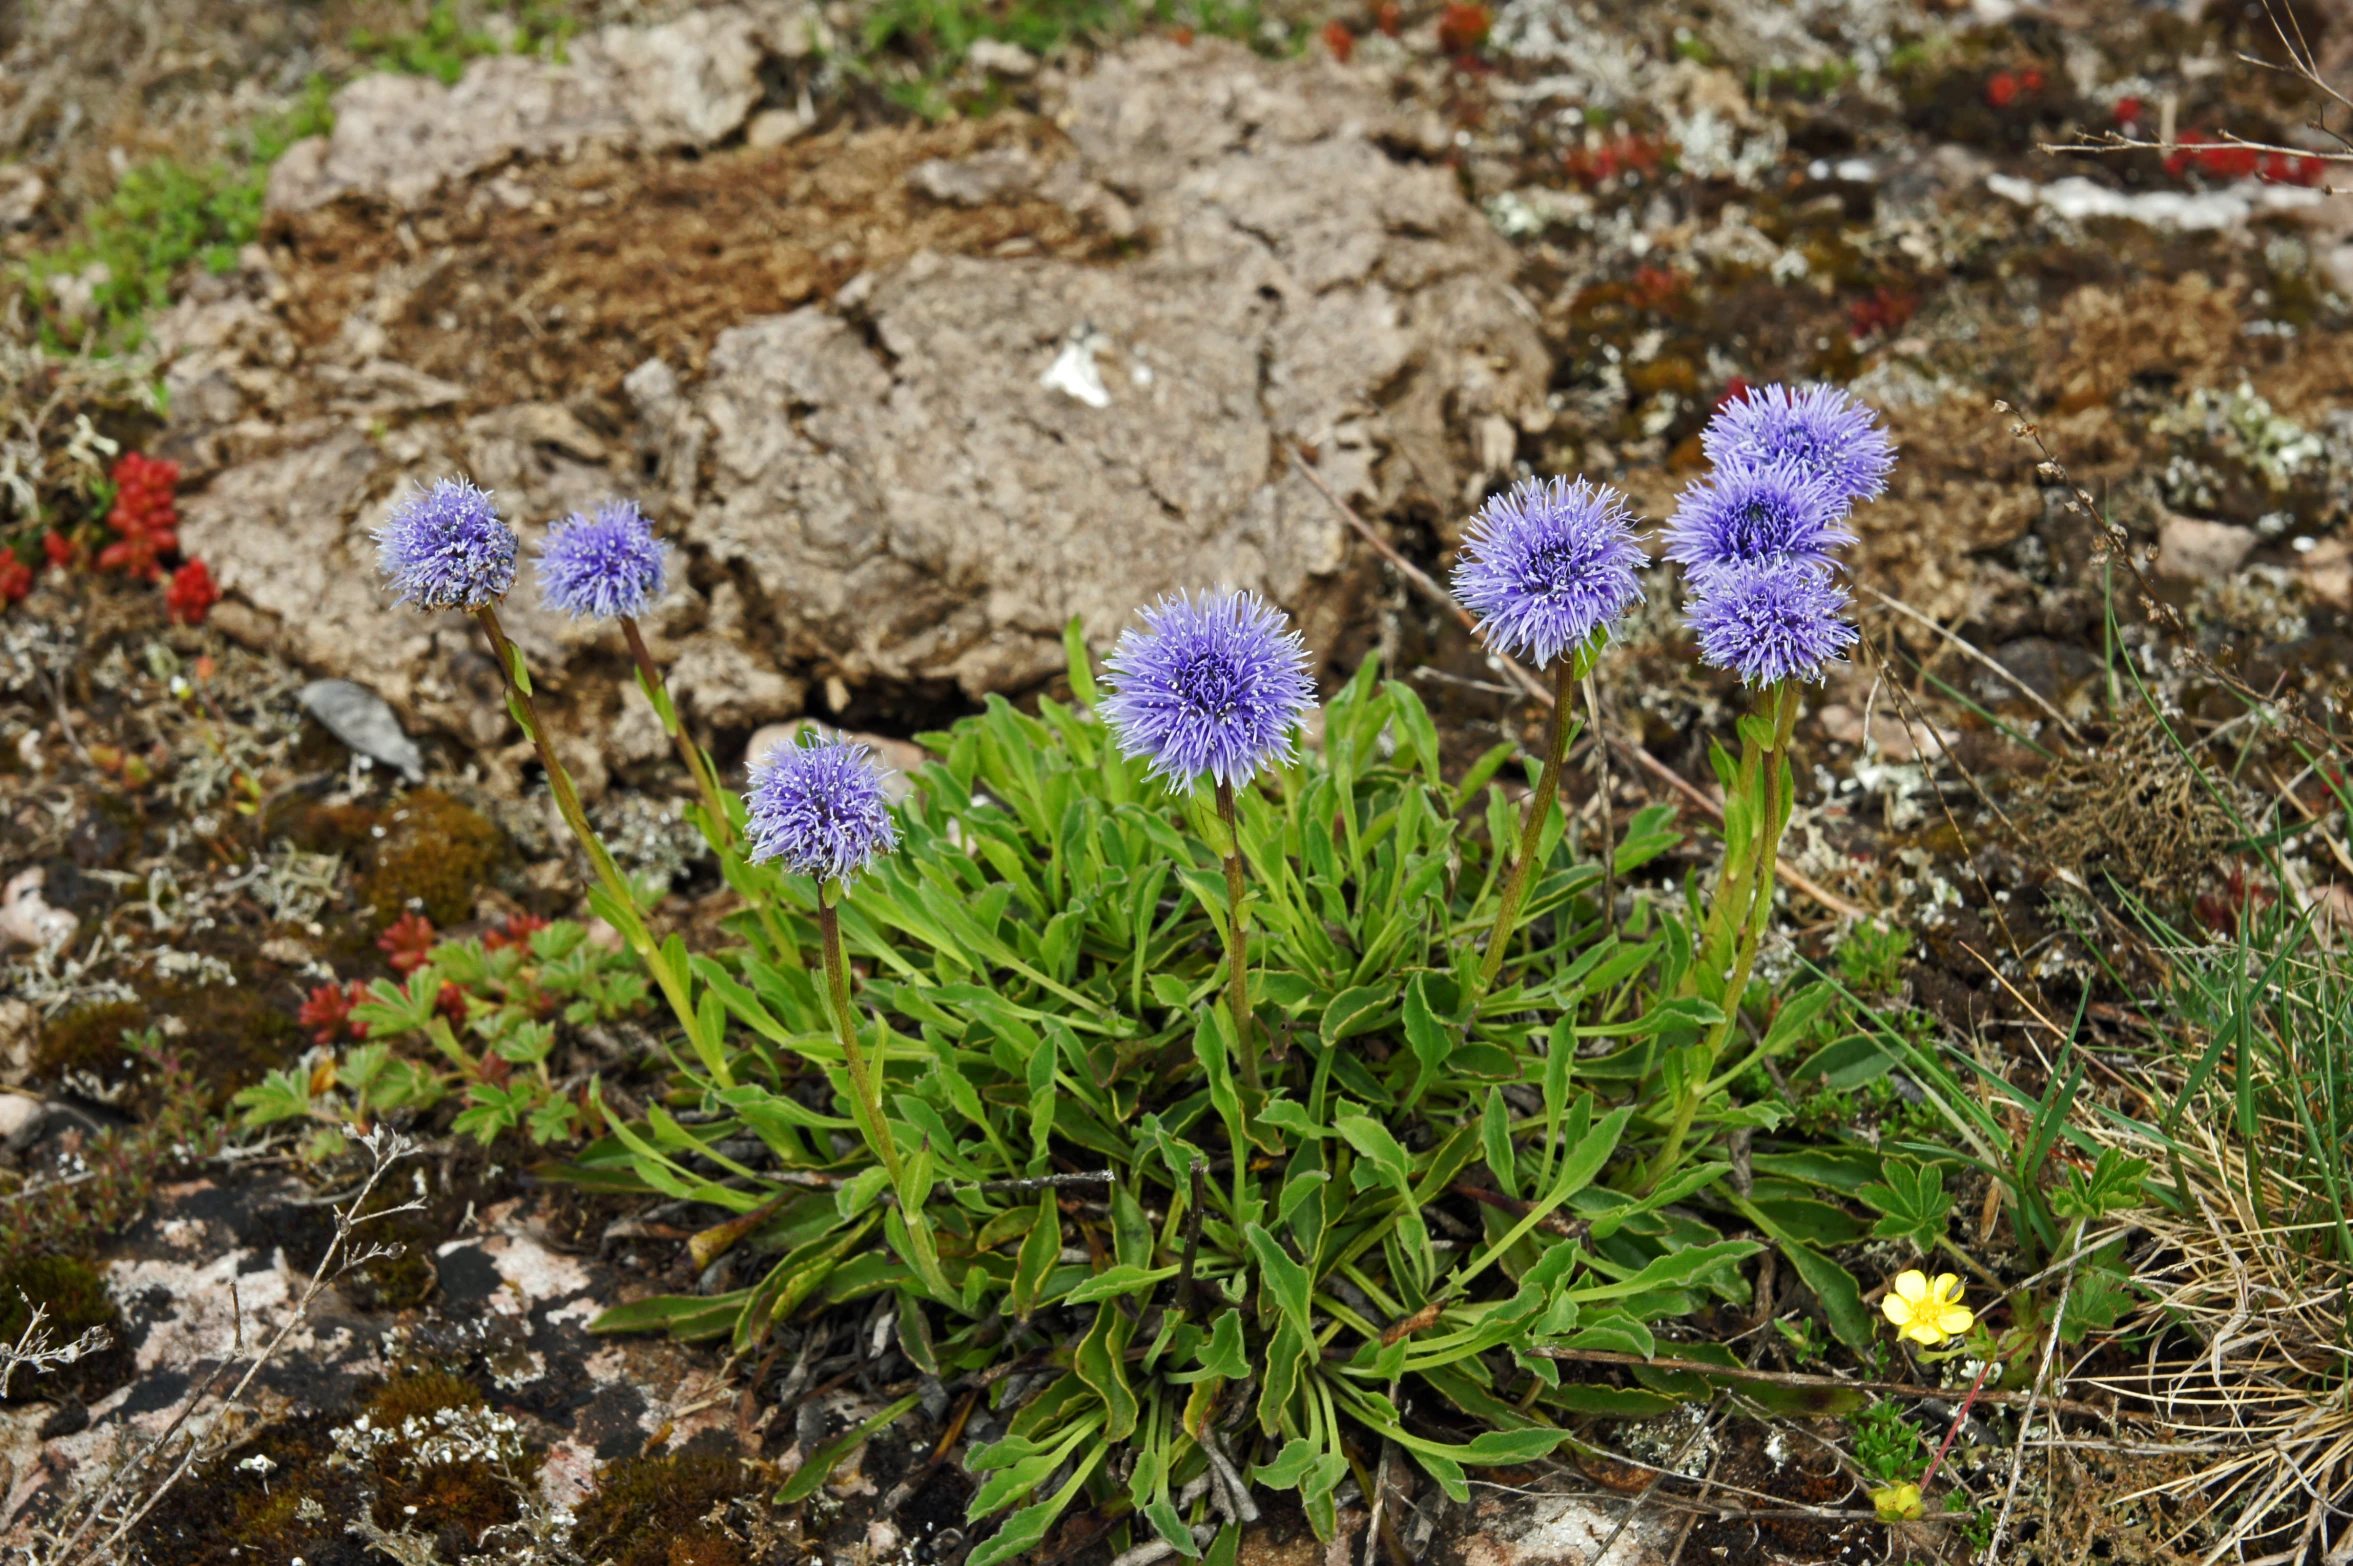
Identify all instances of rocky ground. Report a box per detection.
[6,0,2353,1559]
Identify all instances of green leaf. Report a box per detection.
[1062,1265,1179,1305]
[1258,1098,1325,1139]
[778,1392,922,1504]
[966,1445,1107,1566]
[2051,1149,2152,1220]
[232,1067,317,1128]
[1064,616,1099,707]
[588,1292,752,1342]
[1011,1189,1060,1321]
[1321,985,1394,1044]
[1859,1159,1954,1251]
[1736,1197,1873,1350]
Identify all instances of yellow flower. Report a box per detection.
[1871,1482,1925,1522]
[1881,1269,1973,1346]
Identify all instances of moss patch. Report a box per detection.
[361,788,507,927]
[575,1451,763,1566]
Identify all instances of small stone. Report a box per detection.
[746,107,812,149]
[300,679,426,781]
[259,936,314,965]
[0,1092,44,1140]
[2155,515,2257,581]
[2300,535,2353,610]
[0,869,75,953]
[968,38,1038,76]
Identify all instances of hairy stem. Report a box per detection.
[1478,657,1577,992]
[818,893,905,1193]
[477,606,731,1087]
[1215,779,1259,1096]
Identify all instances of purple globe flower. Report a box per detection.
[746,733,900,884]
[1686,559,1858,686]
[1664,458,1853,585]
[536,499,669,621]
[375,477,516,611]
[1701,383,1895,509]
[1102,588,1317,790]
[1451,476,1646,667]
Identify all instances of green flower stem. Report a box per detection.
[1582,671,1615,932]
[620,615,735,846]
[1646,679,1801,1190]
[1214,779,1260,1096]
[475,605,732,1088]
[617,614,799,969]
[817,888,906,1194]
[1478,656,1577,993]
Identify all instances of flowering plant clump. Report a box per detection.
[317,397,2118,1562]
[1881,1269,1975,1347]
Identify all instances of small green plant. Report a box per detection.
[232,916,648,1155]
[1851,1399,1926,1485]
[352,2,505,83]
[1835,918,1910,994]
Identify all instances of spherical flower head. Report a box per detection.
[1871,1483,1926,1523]
[1451,476,1646,667]
[1686,559,1858,687]
[745,734,900,884]
[1701,382,1895,509]
[536,499,668,621]
[1664,457,1853,584]
[1881,1269,1974,1347]
[1102,587,1317,791]
[375,478,516,611]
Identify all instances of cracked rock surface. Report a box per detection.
[163,31,1547,766]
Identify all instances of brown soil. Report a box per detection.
[266,114,1117,422]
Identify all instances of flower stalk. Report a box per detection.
[1478,656,1578,992]
[817,888,905,1192]
[1214,779,1258,1093]
[474,605,732,1087]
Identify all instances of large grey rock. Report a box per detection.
[264,7,772,212]
[174,35,1549,758]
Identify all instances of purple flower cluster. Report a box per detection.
[746,733,901,884]
[375,478,516,611]
[1103,588,1316,790]
[1676,382,1889,685]
[1686,559,1859,686]
[1664,458,1852,585]
[1701,383,1895,510]
[537,499,669,621]
[1452,477,1646,667]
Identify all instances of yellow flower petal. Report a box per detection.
[1934,1303,1975,1337]
[1882,1293,1915,1327]
[1892,1270,1931,1305]
[1872,1482,1925,1522]
[1930,1273,1963,1305]
[1903,1320,1945,1346]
